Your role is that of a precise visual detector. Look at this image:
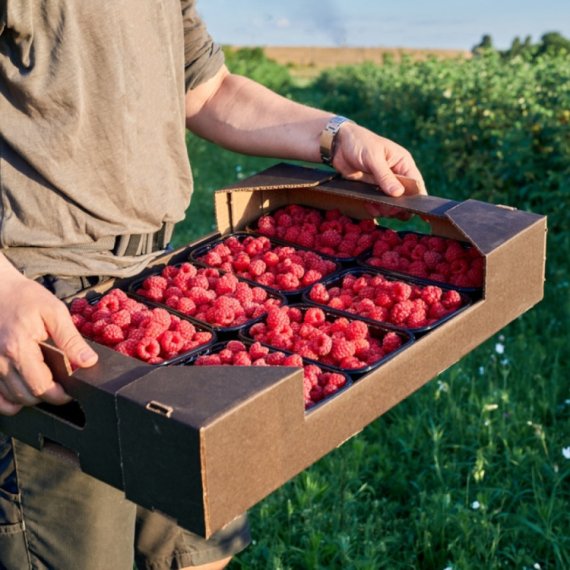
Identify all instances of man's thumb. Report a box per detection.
[51,319,98,368]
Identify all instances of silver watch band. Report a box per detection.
[320,116,354,167]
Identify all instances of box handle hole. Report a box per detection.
[146,401,173,418]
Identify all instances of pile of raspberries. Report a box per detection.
[308,271,464,329]
[194,340,348,410]
[247,305,404,371]
[196,235,338,291]
[69,288,213,364]
[364,229,484,288]
[134,263,282,329]
[255,205,383,258]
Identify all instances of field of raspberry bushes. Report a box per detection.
[173,47,570,569]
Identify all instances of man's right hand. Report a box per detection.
[0,255,98,416]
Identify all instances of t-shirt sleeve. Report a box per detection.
[181,0,225,91]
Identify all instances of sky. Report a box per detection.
[196,0,570,51]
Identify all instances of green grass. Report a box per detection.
[170,51,570,569]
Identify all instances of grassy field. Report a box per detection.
[173,49,570,569]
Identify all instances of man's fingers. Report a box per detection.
[369,162,405,197]
[45,304,98,369]
[0,393,23,417]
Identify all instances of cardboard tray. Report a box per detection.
[0,163,547,538]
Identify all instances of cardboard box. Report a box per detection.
[0,163,546,538]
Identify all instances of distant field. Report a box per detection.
[228,45,471,76]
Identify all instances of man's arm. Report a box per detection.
[185,65,426,198]
[0,254,98,416]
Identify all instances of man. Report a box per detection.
[0,1,425,569]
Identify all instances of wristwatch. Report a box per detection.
[320,116,354,167]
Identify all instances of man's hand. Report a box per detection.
[332,122,427,219]
[0,256,98,416]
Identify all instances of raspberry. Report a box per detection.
[102,324,124,345]
[429,302,448,320]
[266,351,286,365]
[232,351,252,366]
[368,306,389,323]
[331,338,356,361]
[227,340,246,353]
[428,236,446,253]
[111,309,131,329]
[382,332,402,353]
[266,307,290,332]
[193,331,213,345]
[445,243,466,263]
[283,354,303,367]
[421,286,442,305]
[309,283,329,304]
[441,290,462,310]
[309,385,324,402]
[311,333,333,356]
[80,322,93,338]
[390,300,414,324]
[97,294,121,313]
[115,339,138,357]
[176,297,196,316]
[345,320,368,341]
[249,342,269,360]
[175,320,196,339]
[407,261,428,278]
[143,276,168,291]
[136,337,161,360]
[391,282,412,302]
[70,298,89,315]
[71,313,86,329]
[407,311,427,328]
[304,307,326,327]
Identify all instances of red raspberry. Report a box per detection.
[70,298,89,315]
[407,311,427,329]
[80,321,93,338]
[115,339,138,357]
[421,286,442,305]
[232,351,252,366]
[309,283,329,304]
[331,338,356,361]
[368,306,389,323]
[429,302,448,320]
[176,297,196,316]
[137,337,161,360]
[97,294,120,313]
[345,320,368,341]
[428,236,446,253]
[219,348,234,364]
[391,282,412,302]
[143,276,168,291]
[111,309,131,329]
[390,300,414,324]
[266,351,286,365]
[445,243,466,263]
[266,307,290,332]
[71,313,86,329]
[407,261,428,278]
[309,385,324,402]
[195,354,223,366]
[227,340,246,353]
[382,332,402,353]
[283,354,303,367]
[102,324,124,345]
[175,320,196,340]
[159,331,185,353]
[193,331,213,345]
[275,273,300,291]
[441,290,462,310]
[311,333,333,356]
[304,307,326,327]
[249,342,269,360]
[382,229,401,247]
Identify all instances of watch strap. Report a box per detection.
[320,116,354,167]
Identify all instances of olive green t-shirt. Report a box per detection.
[0,0,224,279]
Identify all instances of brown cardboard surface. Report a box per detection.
[116,364,304,537]
[0,163,547,538]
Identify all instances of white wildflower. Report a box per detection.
[562,447,570,459]
[495,343,505,354]
[471,501,481,509]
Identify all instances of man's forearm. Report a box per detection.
[185,66,333,162]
